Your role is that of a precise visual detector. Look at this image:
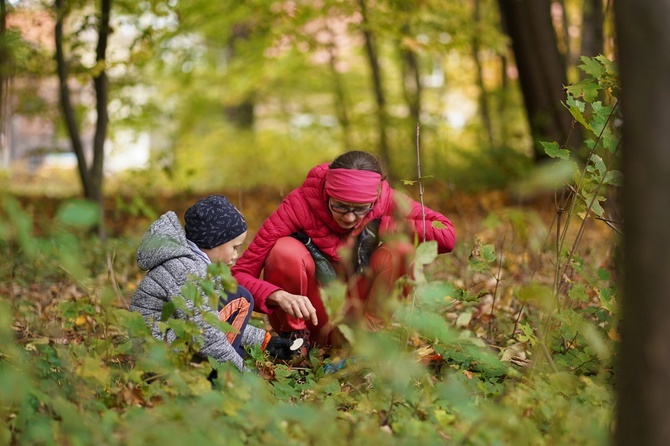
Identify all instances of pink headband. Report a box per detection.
[325,168,381,203]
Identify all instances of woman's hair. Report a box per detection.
[329,150,386,178]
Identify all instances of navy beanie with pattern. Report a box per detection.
[184,195,247,249]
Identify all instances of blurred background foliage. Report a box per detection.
[0,0,615,198]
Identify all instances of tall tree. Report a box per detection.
[0,0,8,167]
[472,0,494,149]
[398,22,421,132]
[323,21,353,151]
[615,1,670,444]
[580,0,604,64]
[358,0,391,174]
[497,0,580,160]
[54,0,110,233]
[223,22,255,130]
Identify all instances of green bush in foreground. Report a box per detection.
[1,196,613,446]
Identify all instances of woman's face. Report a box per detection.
[202,231,247,266]
[328,198,374,230]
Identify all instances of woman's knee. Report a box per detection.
[369,240,413,272]
[265,237,315,274]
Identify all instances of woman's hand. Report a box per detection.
[268,290,318,326]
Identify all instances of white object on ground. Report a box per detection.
[290,338,304,351]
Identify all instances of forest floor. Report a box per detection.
[9,185,619,353]
[2,186,620,444]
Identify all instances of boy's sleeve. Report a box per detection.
[240,324,268,347]
[177,297,249,372]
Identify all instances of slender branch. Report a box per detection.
[595,216,624,235]
[405,122,425,347]
[416,122,426,242]
[488,237,505,340]
[106,251,128,309]
[55,0,90,197]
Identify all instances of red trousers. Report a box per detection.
[264,236,413,346]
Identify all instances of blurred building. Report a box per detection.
[0,5,149,176]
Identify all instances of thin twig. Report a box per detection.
[488,237,505,340]
[510,303,525,339]
[58,265,92,295]
[595,216,624,235]
[540,342,559,373]
[405,122,424,346]
[416,122,426,243]
[107,249,128,309]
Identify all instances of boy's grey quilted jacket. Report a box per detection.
[129,211,266,371]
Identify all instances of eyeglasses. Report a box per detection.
[329,200,373,217]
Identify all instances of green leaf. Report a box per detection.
[590,199,605,218]
[603,170,622,187]
[160,300,176,322]
[415,281,457,311]
[582,323,610,360]
[415,240,438,265]
[202,312,237,334]
[579,56,605,79]
[596,55,617,75]
[541,141,570,159]
[480,243,496,263]
[513,159,577,196]
[56,199,100,229]
[320,280,348,320]
[565,96,591,131]
[589,154,607,178]
[568,283,589,303]
[565,78,601,102]
[336,324,356,345]
[580,191,606,218]
[207,263,237,293]
[517,284,555,312]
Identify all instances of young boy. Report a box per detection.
[130,195,295,372]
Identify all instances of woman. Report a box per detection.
[232,151,455,347]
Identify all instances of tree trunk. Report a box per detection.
[358,0,391,175]
[91,0,111,207]
[498,51,510,147]
[55,0,91,196]
[497,0,580,160]
[580,0,604,77]
[55,0,110,236]
[472,0,494,149]
[0,0,7,165]
[615,1,670,445]
[224,22,255,130]
[556,0,572,68]
[399,25,420,126]
[325,25,352,151]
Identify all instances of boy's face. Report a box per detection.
[202,231,248,266]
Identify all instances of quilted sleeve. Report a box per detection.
[175,295,249,372]
[380,190,456,254]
